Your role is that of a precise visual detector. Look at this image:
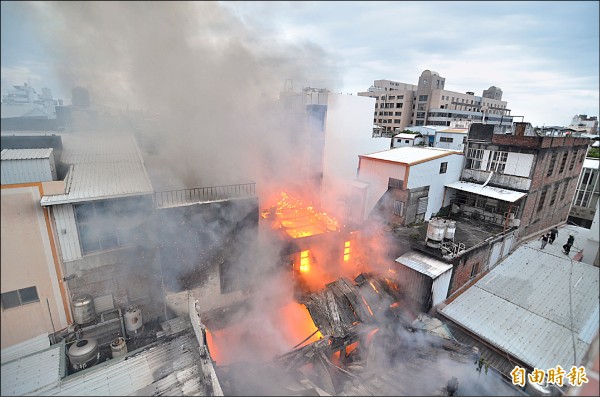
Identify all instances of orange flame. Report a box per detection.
[343,241,351,262]
[300,250,310,273]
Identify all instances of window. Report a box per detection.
[559,153,568,173]
[470,263,479,279]
[440,137,454,143]
[418,95,428,102]
[549,184,559,206]
[396,103,403,108]
[388,96,395,100]
[537,189,547,213]
[560,182,567,201]
[466,148,484,169]
[394,120,401,124]
[395,112,402,116]
[568,152,577,171]
[416,112,426,118]
[415,196,428,223]
[393,200,405,216]
[1,287,39,309]
[399,95,404,99]
[74,199,144,255]
[405,140,410,143]
[396,139,401,143]
[439,162,448,174]
[547,152,558,176]
[579,152,585,163]
[487,151,508,173]
[417,103,427,111]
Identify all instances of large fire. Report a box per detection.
[205,301,322,366]
[261,192,340,239]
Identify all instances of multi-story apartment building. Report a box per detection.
[358,70,513,133]
[444,122,590,242]
[568,157,600,228]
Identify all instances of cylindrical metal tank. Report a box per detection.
[110,337,128,358]
[444,221,456,240]
[71,294,96,326]
[124,305,143,336]
[426,218,446,247]
[68,338,99,372]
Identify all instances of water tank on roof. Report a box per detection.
[444,221,456,240]
[426,218,446,248]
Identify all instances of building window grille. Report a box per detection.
[440,137,454,143]
[487,151,508,173]
[559,152,568,173]
[537,189,547,213]
[466,148,484,169]
[547,152,558,176]
[393,200,405,216]
[568,152,577,171]
[439,162,448,174]
[549,184,559,206]
[560,182,567,201]
[1,287,39,309]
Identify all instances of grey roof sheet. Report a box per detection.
[1,333,50,364]
[445,180,527,202]
[40,135,153,205]
[395,251,453,279]
[440,245,599,371]
[1,342,65,396]
[1,148,53,160]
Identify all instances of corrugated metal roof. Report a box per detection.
[445,180,527,203]
[1,342,65,396]
[395,251,452,279]
[0,333,50,364]
[39,134,153,206]
[37,321,215,396]
[360,147,462,165]
[437,128,468,134]
[41,162,154,205]
[1,148,53,160]
[440,245,599,371]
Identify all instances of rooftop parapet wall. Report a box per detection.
[491,134,589,149]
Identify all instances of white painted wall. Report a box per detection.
[321,93,391,218]
[582,200,599,266]
[356,158,407,220]
[434,132,466,151]
[52,204,82,262]
[408,153,463,220]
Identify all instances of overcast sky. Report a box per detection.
[1,1,598,127]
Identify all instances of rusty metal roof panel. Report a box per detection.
[440,245,599,371]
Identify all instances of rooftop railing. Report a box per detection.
[154,182,256,208]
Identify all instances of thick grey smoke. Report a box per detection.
[28,1,341,196]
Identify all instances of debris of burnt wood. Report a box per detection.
[274,273,477,396]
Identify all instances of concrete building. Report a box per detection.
[445,122,590,242]
[390,132,424,148]
[280,88,391,221]
[355,147,463,225]
[358,70,513,133]
[568,114,598,134]
[568,157,600,229]
[433,128,468,152]
[1,148,71,348]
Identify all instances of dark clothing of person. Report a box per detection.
[549,228,558,244]
[540,234,550,249]
[567,235,575,246]
[563,243,572,255]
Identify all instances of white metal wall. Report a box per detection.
[52,204,82,262]
[434,132,465,151]
[1,157,56,185]
[488,241,503,270]
[408,153,463,220]
[357,158,407,220]
[432,269,452,307]
[502,235,514,258]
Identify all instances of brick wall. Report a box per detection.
[448,245,490,295]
